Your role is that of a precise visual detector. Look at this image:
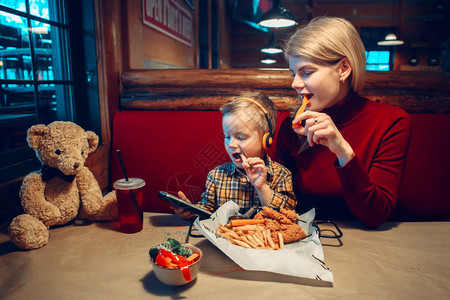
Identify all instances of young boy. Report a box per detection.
[173,93,297,219]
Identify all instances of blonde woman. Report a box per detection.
[276,16,411,228]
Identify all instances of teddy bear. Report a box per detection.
[8,121,118,250]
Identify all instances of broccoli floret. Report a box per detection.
[149,243,167,261]
[149,238,188,261]
[149,240,172,261]
[165,238,180,249]
[173,245,193,258]
[149,247,159,261]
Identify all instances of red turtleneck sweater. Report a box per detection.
[276,92,411,228]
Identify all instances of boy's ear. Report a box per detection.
[339,58,352,82]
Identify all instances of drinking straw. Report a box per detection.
[117,149,129,181]
[116,150,143,222]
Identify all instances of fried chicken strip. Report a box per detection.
[254,207,306,244]
[254,207,293,225]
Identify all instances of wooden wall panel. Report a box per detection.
[120,69,450,113]
[93,0,125,190]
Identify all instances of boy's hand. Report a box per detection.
[171,191,197,220]
[242,157,272,207]
[242,157,267,190]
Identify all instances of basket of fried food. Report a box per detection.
[216,207,306,250]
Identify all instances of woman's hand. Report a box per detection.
[171,191,197,219]
[292,111,355,166]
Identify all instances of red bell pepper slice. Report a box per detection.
[179,262,191,282]
[155,254,172,268]
[171,254,183,264]
[158,249,174,259]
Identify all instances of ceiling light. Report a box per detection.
[261,54,276,64]
[258,0,297,28]
[377,33,404,46]
[428,54,438,66]
[377,1,405,47]
[408,52,419,66]
[261,36,283,54]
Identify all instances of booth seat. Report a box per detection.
[111,110,450,222]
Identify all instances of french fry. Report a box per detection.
[240,153,251,168]
[231,224,258,232]
[278,232,284,249]
[255,231,263,241]
[240,235,258,249]
[252,234,265,248]
[262,229,268,246]
[219,225,234,233]
[223,231,242,240]
[255,226,264,240]
[266,229,275,249]
[218,226,242,240]
[236,230,244,236]
[219,225,232,232]
[229,238,252,249]
[246,234,258,247]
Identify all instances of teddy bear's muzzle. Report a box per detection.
[57,160,82,175]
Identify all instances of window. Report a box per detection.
[198,0,219,69]
[0,0,100,183]
[361,27,396,71]
[366,51,391,71]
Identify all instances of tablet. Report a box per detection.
[158,191,212,219]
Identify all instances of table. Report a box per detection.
[1,213,449,299]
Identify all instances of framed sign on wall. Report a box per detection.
[142,0,193,47]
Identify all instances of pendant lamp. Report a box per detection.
[378,33,404,46]
[378,0,404,46]
[261,54,276,64]
[261,34,283,54]
[258,0,296,28]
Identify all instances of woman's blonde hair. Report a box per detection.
[283,16,366,92]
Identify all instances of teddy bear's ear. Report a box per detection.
[86,131,99,153]
[27,124,49,150]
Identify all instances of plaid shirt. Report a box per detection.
[198,155,297,212]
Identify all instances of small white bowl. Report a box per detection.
[150,244,203,286]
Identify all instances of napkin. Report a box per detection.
[194,201,333,283]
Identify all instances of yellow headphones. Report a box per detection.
[237,97,274,150]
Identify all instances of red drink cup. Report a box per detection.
[113,178,145,233]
